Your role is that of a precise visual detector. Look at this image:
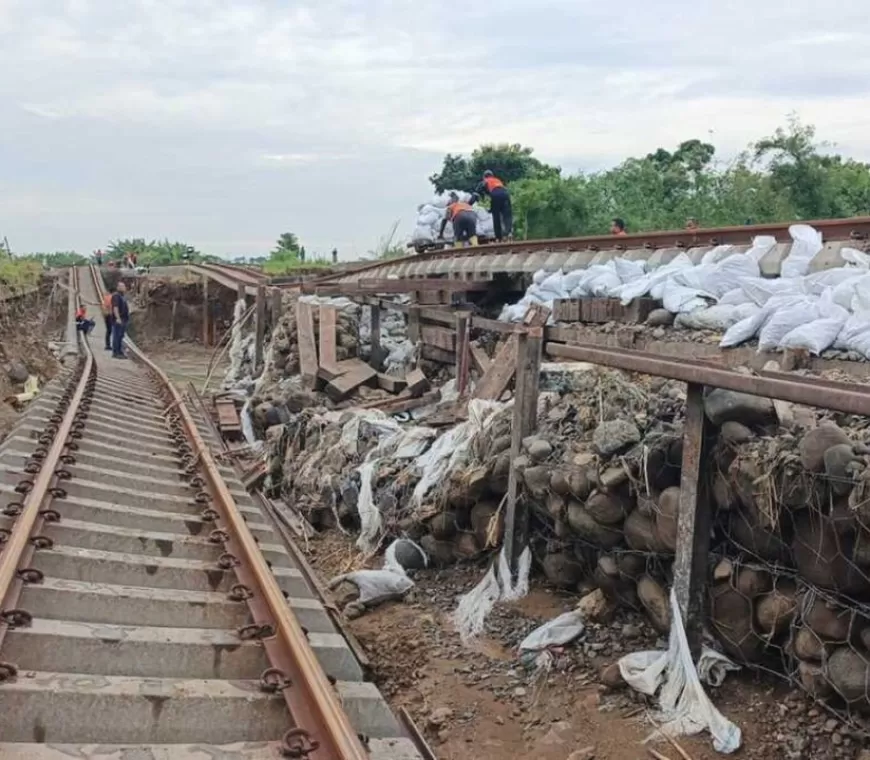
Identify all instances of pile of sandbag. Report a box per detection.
[500,224,870,359]
[411,191,495,245]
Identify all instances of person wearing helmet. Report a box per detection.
[439,193,478,247]
[476,170,513,241]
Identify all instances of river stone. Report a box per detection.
[799,422,851,473]
[703,388,775,428]
[390,539,428,570]
[5,361,28,384]
[646,309,675,327]
[721,421,754,445]
[593,420,641,457]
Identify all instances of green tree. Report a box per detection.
[105,238,204,266]
[272,232,300,256]
[511,176,590,239]
[429,143,559,193]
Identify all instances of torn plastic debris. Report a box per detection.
[327,538,426,619]
[453,545,532,644]
[617,590,741,754]
[518,608,586,672]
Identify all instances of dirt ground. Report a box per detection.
[0,284,66,442]
[301,531,865,760]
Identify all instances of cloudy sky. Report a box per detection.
[2,0,869,260]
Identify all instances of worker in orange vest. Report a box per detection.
[476,170,513,241]
[75,304,95,335]
[438,193,478,247]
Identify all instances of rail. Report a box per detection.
[86,264,369,759]
[0,267,93,674]
[310,214,870,284]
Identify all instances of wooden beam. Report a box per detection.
[420,325,456,352]
[369,304,386,369]
[504,326,543,573]
[254,284,266,372]
[201,277,209,346]
[237,282,246,305]
[469,343,491,375]
[407,306,421,345]
[325,362,377,402]
[296,301,318,389]
[270,288,283,329]
[456,313,471,396]
[405,368,430,397]
[319,305,338,371]
[473,304,550,401]
[376,373,406,394]
[360,389,440,414]
[672,382,714,656]
[421,345,456,365]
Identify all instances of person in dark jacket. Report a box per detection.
[111,282,130,359]
[476,170,513,241]
[439,193,478,247]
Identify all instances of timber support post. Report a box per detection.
[672,382,713,656]
[201,277,209,346]
[254,284,266,372]
[503,324,543,573]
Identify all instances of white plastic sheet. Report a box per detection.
[519,609,586,653]
[618,590,742,754]
[454,545,532,643]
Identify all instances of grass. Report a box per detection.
[0,258,43,295]
[262,258,332,275]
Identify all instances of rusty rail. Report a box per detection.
[310,214,870,284]
[87,265,368,759]
[0,268,95,674]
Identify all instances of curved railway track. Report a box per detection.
[0,266,418,759]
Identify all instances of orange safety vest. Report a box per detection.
[483,176,504,192]
[101,293,113,315]
[448,201,473,220]
[75,306,86,320]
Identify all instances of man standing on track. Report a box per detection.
[439,193,478,247]
[101,286,114,351]
[476,170,513,242]
[111,282,129,359]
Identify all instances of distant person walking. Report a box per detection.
[101,287,115,350]
[439,193,478,247]
[111,282,129,359]
[611,218,627,236]
[476,170,513,241]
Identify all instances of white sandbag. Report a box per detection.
[589,270,623,297]
[738,276,806,306]
[745,235,777,263]
[780,317,847,354]
[757,296,820,352]
[661,280,714,314]
[853,282,870,314]
[780,224,822,278]
[841,247,870,269]
[540,270,567,296]
[837,314,870,356]
[700,245,736,266]
[712,254,761,297]
[533,269,549,285]
[649,254,695,300]
[562,269,586,292]
[675,303,759,331]
[718,288,753,306]
[719,294,793,348]
[613,257,647,282]
[519,609,586,653]
[804,267,864,295]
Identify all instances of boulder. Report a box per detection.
[524,437,553,463]
[721,421,754,445]
[5,361,28,384]
[586,491,630,525]
[637,576,670,634]
[799,422,852,473]
[703,388,775,428]
[541,551,585,589]
[566,501,624,548]
[391,539,428,570]
[827,647,870,706]
[593,420,641,457]
[646,309,675,327]
[824,444,859,495]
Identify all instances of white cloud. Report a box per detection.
[1,0,869,257]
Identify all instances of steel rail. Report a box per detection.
[88,265,368,760]
[0,268,94,663]
[545,341,870,416]
[311,214,870,284]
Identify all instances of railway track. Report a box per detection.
[0,266,420,759]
